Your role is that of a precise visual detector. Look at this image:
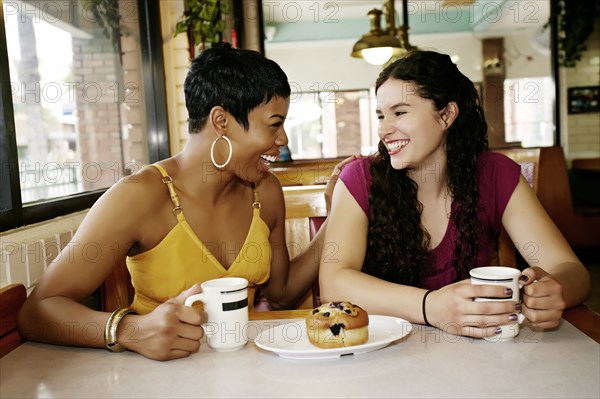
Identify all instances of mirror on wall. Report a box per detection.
[260,0,555,160]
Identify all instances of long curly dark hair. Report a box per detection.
[363,50,488,286]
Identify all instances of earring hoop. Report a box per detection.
[210,135,232,169]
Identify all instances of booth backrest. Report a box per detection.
[272,158,343,187]
[0,284,27,358]
[495,146,600,249]
[283,185,328,309]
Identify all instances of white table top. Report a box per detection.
[1,318,599,399]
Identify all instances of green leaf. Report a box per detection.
[220,2,231,14]
[175,21,187,35]
[174,0,230,46]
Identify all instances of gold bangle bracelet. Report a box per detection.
[104,307,136,352]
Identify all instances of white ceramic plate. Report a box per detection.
[254,315,413,360]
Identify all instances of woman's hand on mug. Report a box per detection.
[429,280,519,338]
[519,266,565,329]
[121,283,207,361]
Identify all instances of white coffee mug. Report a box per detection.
[470,266,526,342]
[184,277,249,352]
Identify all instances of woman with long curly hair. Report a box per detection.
[319,50,590,339]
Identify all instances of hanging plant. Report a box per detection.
[554,0,598,67]
[175,0,231,58]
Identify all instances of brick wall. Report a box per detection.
[72,1,148,183]
[334,92,362,156]
[120,1,149,165]
[72,33,123,190]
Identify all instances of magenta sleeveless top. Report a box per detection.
[339,151,521,289]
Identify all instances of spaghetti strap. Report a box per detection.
[149,164,184,220]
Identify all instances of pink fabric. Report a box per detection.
[339,151,521,289]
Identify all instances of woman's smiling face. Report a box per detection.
[227,96,290,182]
[376,78,450,172]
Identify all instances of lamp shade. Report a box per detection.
[351,8,405,65]
[361,47,394,65]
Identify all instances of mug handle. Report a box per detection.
[184,293,206,307]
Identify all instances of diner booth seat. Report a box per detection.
[0,284,27,357]
[495,146,600,249]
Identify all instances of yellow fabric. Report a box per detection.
[126,164,272,314]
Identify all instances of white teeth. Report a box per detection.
[261,154,276,163]
[387,140,409,151]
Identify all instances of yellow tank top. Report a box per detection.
[126,164,272,314]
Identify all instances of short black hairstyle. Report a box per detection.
[183,42,291,133]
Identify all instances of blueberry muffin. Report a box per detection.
[305,301,369,349]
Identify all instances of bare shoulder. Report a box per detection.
[78,165,170,240]
[255,172,285,227]
[95,165,166,212]
[257,171,284,196]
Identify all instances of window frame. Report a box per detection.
[285,88,378,160]
[0,0,169,231]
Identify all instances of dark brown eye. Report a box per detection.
[312,309,319,314]
[344,309,351,314]
[323,312,330,317]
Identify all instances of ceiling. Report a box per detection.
[262,0,551,43]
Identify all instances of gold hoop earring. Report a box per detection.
[210,135,232,169]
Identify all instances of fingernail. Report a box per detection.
[519,275,529,282]
[515,303,522,311]
[504,288,513,296]
[495,327,502,334]
[508,314,518,322]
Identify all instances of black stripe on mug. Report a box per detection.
[478,296,510,300]
[472,277,513,283]
[220,287,247,295]
[222,298,248,311]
